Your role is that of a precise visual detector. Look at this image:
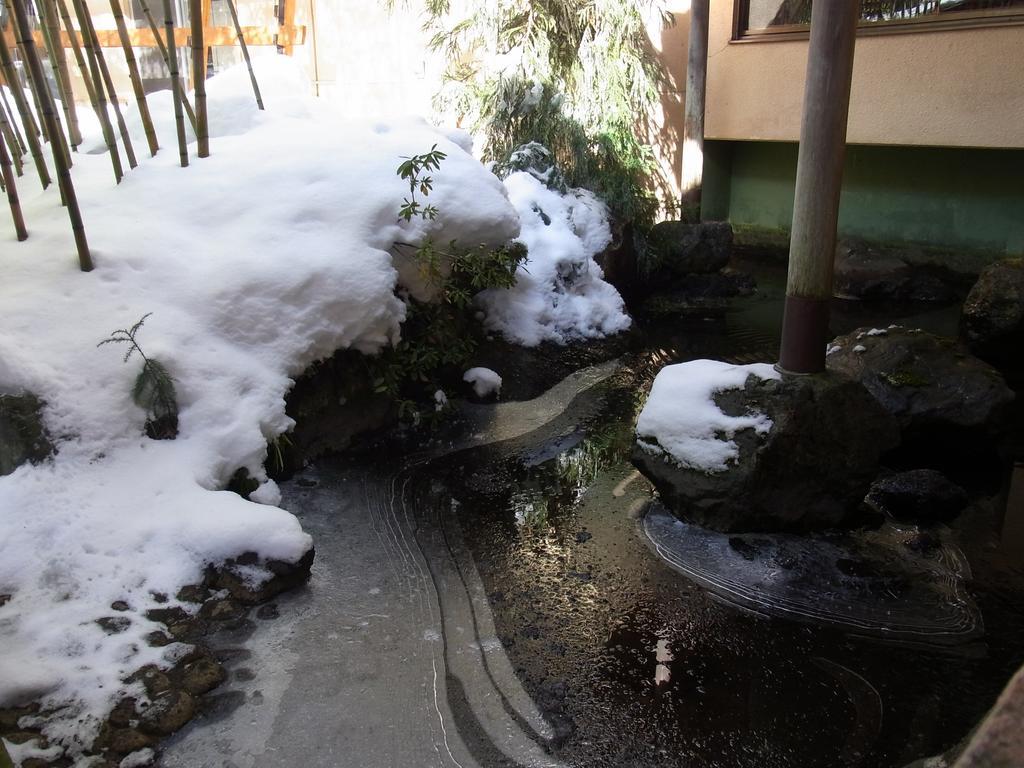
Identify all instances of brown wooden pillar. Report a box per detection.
[680,0,709,222]
[778,0,861,374]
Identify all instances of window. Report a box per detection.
[734,0,1024,39]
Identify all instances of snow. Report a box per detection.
[0,58,524,755]
[477,169,632,346]
[463,367,503,398]
[434,388,448,411]
[3,737,64,766]
[857,327,889,339]
[119,749,155,768]
[635,360,781,473]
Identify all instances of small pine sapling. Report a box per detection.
[98,313,179,439]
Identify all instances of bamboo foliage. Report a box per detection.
[109,0,159,156]
[225,0,263,110]
[190,0,209,156]
[9,0,91,269]
[163,0,189,167]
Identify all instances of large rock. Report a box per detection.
[826,327,1015,455]
[961,257,1024,384]
[865,469,968,523]
[633,369,899,532]
[203,547,315,604]
[833,239,958,303]
[637,271,756,319]
[647,220,733,277]
[0,392,53,476]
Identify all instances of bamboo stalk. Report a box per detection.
[163,0,189,167]
[190,0,208,156]
[4,0,50,143]
[67,0,123,182]
[9,0,91,269]
[224,0,263,110]
[0,84,27,154]
[37,0,82,148]
[77,1,137,169]
[26,0,73,172]
[0,131,28,240]
[0,95,25,176]
[55,0,100,130]
[109,0,158,156]
[138,0,197,132]
[0,27,50,187]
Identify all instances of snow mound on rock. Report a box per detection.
[635,360,781,473]
[477,170,631,346]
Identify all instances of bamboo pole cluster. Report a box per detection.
[1,0,266,270]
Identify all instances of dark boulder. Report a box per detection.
[137,690,195,736]
[203,547,315,605]
[961,257,1024,384]
[633,371,899,532]
[638,270,756,319]
[0,392,53,476]
[865,469,968,523]
[826,327,1015,457]
[647,220,733,277]
[833,240,958,303]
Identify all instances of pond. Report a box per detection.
[162,258,1024,768]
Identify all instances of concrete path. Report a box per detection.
[161,362,619,768]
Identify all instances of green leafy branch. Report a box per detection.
[397,144,447,222]
[375,148,527,424]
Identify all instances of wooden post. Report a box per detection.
[777,0,860,375]
[279,0,295,54]
[680,0,709,222]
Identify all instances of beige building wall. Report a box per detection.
[704,3,1024,149]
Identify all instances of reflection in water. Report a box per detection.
[644,506,983,647]
[654,637,674,686]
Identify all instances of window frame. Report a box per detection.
[732,1,1024,41]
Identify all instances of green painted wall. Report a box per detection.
[706,140,1024,264]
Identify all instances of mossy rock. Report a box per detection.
[0,393,53,476]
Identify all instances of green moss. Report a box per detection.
[880,369,930,388]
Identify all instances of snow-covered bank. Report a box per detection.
[477,166,632,346]
[0,59,520,753]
